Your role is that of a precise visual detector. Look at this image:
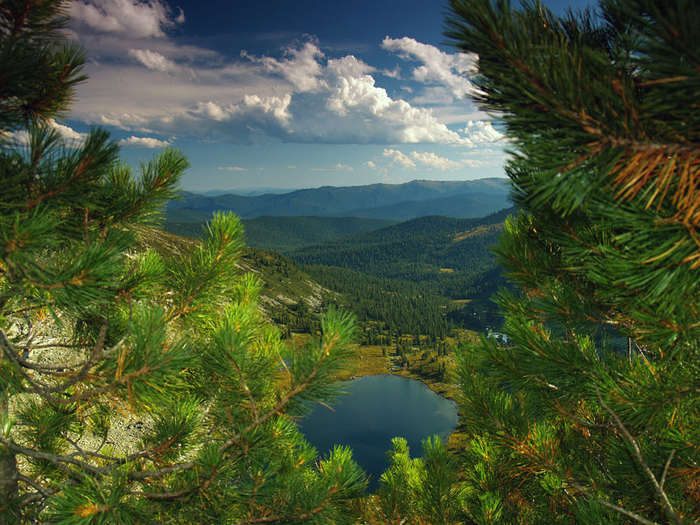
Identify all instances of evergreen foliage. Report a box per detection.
[0,2,366,523]
[444,0,700,523]
[376,437,463,525]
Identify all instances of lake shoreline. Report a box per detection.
[330,344,469,453]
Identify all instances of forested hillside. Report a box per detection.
[289,208,512,298]
[162,207,513,340]
[163,215,398,252]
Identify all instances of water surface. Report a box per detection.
[298,374,458,492]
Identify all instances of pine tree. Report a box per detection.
[0,2,365,523]
[376,437,461,525]
[444,0,700,523]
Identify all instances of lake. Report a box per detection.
[298,374,459,492]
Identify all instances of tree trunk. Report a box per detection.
[0,450,19,524]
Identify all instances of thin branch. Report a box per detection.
[129,461,197,480]
[18,474,52,499]
[660,449,676,490]
[0,435,104,479]
[0,320,109,393]
[232,496,333,525]
[231,358,259,422]
[568,480,660,525]
[64,435,135,464]
[560,409,615,429]
[18,492,45,507]
[1,327,145,407]
[83,206,91,248]
[131,488,193,501]
[595,386,682,525]
[15,342,82,350]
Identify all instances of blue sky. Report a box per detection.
[59,0,594,192]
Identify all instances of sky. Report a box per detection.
[58,0,595,192]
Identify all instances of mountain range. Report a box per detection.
[167,178,510,221]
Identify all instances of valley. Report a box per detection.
[154,178,514,477]
[161,180,514,346]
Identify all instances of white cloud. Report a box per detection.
[80,40,468,145]
[383,148,416,168]
[195,101,230,122]
[327,55,376,78]
[69,21,486,147]
[218,166,246,171]
[460,120,505,144]
[49,120,88,143]
[410,151,463,170]
[365,160,376,169]
[382,66,402,79]
[380,148,499,171]
[242,94,293,126]
[3,129,30,144]
[128,49,182,74]
[461,158,489,167]
[118,136,170,148]
[3,120,87,146]
[382,37,477,101]
[243,41,327,92]
[70,0,183,38]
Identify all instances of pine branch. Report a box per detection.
[232,494,335,525]
[568,480,660,525]
[17,474,52,501]
[660,449,676,490]
[230,357,259,422]
[0,435,104,480]
[0,320,109,395]
[595,386,682,525]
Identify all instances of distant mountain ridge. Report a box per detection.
[167,178,510,220]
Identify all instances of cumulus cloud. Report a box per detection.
[49,120,88,143]
[381,148,497,171]
[384,148,416,168]
[70,0,183,38]
[68,13,489,148]
[382,37,477,102]
[460,120,505,144]
[118,136,170,148]
[243,41,327,92]
[3,120,87,146]
[78,39,471,145]
[2,129,30,145]
[410,151,463,170]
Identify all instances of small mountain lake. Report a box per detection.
[298,374,459,492]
